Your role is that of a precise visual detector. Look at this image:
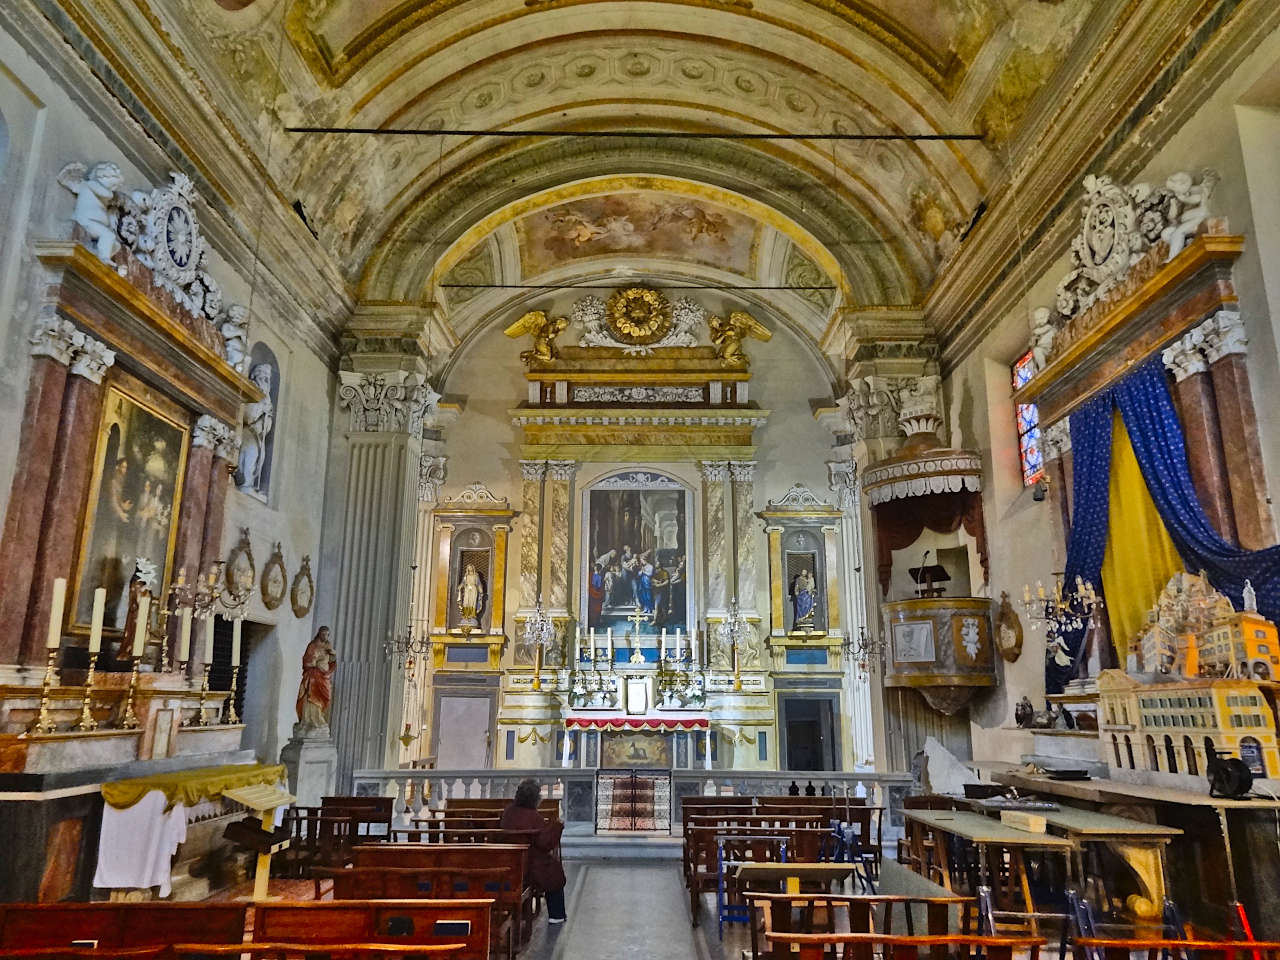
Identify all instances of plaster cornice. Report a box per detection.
[929,0,1268,373]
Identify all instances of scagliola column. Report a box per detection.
[328,370,433,788]
[699,461,729,617]
[0,318,78,665]
[730,461,759,612]
[544,461,577,665]
[1162,329,1236,542]
[200,423,239,572]
[21,335,116,664]
[1203,310,1275,549]
[518,461,546,614]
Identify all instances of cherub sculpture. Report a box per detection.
[1029,307,1056,371]
[504,310,568,364]
[708,310,772,368]
[220,304,249,374]
[1161,169,1219,259]
[58,161,124,264]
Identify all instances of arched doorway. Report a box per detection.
[1112,734,1121,767]
[1241,736,1266,776]
[1124,735,1135,769]
[1183,736,1199,776]
[1146,735,1160,771]
[1164,735,1178,773]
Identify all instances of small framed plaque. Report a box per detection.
[892,619,936,664]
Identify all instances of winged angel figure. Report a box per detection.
[58,161,125,265]
[504,310,568,364]
[708,310,772,368]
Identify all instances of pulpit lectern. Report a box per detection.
[908,564,950,599]
[222,783,295,900]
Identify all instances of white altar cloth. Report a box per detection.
[93,789,187,896]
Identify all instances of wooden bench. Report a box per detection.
[684,819,828,901]
[443,799,560,821]
[745,892,972,960]
[352,845,528,959]
[175,944,465,959]
[0,948,168,960]
[0,903,247,949]
[253,900,491,960]
[765,931,1045,960]
[1073,939,1280,960]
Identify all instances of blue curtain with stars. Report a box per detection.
[1047,392,1114,693]
[1048,355,1280,694]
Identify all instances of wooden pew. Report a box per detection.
[352,845,528,960]
[684,824,831,925]
[1073,939,1280,960]
[323,796,395,843]
[253,900,491,960]
[442,799,560,821]
[765,931,1045,960]
[0,948,167,960]
[683,815,826,893]
[0,903,247,949]
[175,945,464,959]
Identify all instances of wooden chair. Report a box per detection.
[0,903,248,950]
[716,834,790,939]
[323,797,395,844]
[1073,939,1280,960]
[765,931,1045,960]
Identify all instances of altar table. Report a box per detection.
[94,763,286,896]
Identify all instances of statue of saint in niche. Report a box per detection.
[456,563,486,632]
[296,626,337,731]
[790,567,818,629]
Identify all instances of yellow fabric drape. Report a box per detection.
[1101,411,1184,664]
[101,763,286,811]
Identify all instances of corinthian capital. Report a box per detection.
[29,317,83,365]
[699,460,729,483]
[546,460,578,482]
[1161,329,1208,382]
[1202,309,1248,363]
[338,370,437,434]
[728,461,756,483]
[520,460,547,481]
[69,334,116,384]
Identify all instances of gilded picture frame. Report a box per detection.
[261,542,287,610]
[70,375,189,635]
[225,528,256,603]
[291,554,315,618]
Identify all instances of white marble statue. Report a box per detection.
[456,563,485,629]
[237,363,275,495]
[1029,307,1056,371]
[1162,169,1218,259]
[220,305,249,374]
[58,161,124,264]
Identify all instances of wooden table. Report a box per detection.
[735,862,856,892]
[992,771,1280,936]
[902,810,1072,934]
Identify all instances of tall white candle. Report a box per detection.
[203,614,215,664]
[661,628,667,657]
[88,587,106,654]
[179,608,193,662]
[606,628,613,667]
[132,594,150,657]
[676,628,683,661]
[46,578,67,649]
[575,624,581,665]
[231,618,242,667]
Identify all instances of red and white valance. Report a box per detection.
[565,715,708,732]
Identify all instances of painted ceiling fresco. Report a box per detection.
[515,192,759,278]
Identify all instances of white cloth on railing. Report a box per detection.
[93,790,187,896]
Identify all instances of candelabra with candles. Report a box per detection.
[524,598,557,691]
[841,624,887,678]
[718,598,751,691]
[1020,574,1104,635]
[383,597,432,674]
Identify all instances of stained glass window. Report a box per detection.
[1012,350,1045,486]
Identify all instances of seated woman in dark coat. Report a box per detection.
[500,778,567,923]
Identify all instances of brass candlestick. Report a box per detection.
[225,665,240,725]
[119,656,142,729]
[75,657,99,731]
[184,663,212,727]
[28,648,60,735]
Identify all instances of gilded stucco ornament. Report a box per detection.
[606,287,672,345]
[576,291,703,353]
[504,310,567,364]
[708,310,771,368]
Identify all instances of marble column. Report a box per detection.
[518,461,547,614]
[172,423,215,671]
[764,524,784,636]
[21,335,115,665]
[1163,330,1235,542]
[1203,310,1275,549]
[828,460,876,769]
[200,422,239,572]
[545,461,577,666]
[1042,419,1074,554]
[0,319,78,665]
[699,461,729,617]
[329,370,433,787]
[730,461,758,613]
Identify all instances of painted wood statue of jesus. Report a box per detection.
[296,626,337,730]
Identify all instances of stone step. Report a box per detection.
[561,832,682,861]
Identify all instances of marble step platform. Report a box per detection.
[561,823,682,860]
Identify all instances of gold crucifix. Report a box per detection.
[627,605,648,639]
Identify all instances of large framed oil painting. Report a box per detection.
[583,471,692,640]
[71,379,189,634]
